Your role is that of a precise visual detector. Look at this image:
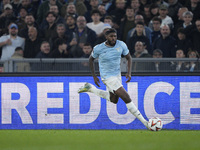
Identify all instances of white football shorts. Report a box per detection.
[102,74,123,93]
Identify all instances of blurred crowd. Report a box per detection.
[0,0,200,72]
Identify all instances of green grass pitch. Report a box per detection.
[0,130,200,150]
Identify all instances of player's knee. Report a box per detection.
[110,97,118,104]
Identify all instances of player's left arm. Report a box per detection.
[124,53,132,83]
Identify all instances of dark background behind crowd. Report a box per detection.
[0,0,200,72]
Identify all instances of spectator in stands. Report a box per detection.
[84,0,99,22]
[31,41,52,71]
[31,0,42,9]
[103,15,119,37]
[150,49,170,72]
[19,13,40,39]
[40,11,57,41]
[132,41,151,72]
[40,4,65,29]
[81,42,93,58]
[167,0,182,25]
[11,46,30,72]
[185,19,200,54]
[63,2,78,19]
[185,49,200,72]
[61,2,77,18]
[65,15,76,33]
[173,11,193,37]
[0,0,11,13]
[75,0,87,16]
[95,23,111,45]
[133,41,151,58]
[140,0,152,11]
[24,26,43,58]
[0,23,25,61]
[78,43,94,71]
[37,0,63,25]
[153,0,169,6]
[127,14,152,45]
[119,6,135,42]
[16,7,28,31]
[70,16,97,58]
[50,23,73,50]
[86,9,104,37]
[149,3,159,19]
[0,4,17,36]
[20,0,37,19]
[101,0,112,12]
[170,49,187,72]
[185,0,200,23]
[182,11,193,28]
[177,7,188,24]
[176,27,192,55]
[35,41,51,58]
[151,16,162,44]
[98,4,107,22]
[127,22,151,55]
[131,0,143,15]
[143,4,152,25]
[108,0,126,29]
[11,0,22,17]
[153,24,177,57]
[149,4,174,30]
[104,15,114,28]
[49,38,72,58]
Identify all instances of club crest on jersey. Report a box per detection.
[116,47,120,52]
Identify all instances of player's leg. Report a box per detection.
[115,87,148,128]
[78,83,111,101]
[109,92,119,104]
[78,82,120,103]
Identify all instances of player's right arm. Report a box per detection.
[89,55,100,87]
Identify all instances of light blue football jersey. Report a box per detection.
[92,40,129,80]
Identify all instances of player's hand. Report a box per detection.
[93,76,100,87]
[125,73,131,83]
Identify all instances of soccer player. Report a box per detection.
[78,28,148,128]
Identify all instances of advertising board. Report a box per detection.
[0,75,200,130]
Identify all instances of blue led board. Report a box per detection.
[0,76,200,130]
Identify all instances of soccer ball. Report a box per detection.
[148,117,163,131]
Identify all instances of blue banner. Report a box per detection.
[0,76,200,130]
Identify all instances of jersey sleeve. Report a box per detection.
[91,45,99,58]
[121,41,129,56]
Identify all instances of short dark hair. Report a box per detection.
[152,16,162,24]
[150,3,159,9]
[19,7,27,12]
[26,13,34,18]
[105,28,117,36]
[153,49,163,55]
[136,21,144,26]
[84,42,92,47]
[65,15,76,21]
[46,11,56,18]
[40,41,49,48]
[177,27,185,34]
[104,16,113,21]
[91,9,101,16]
[15,47,23,51]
